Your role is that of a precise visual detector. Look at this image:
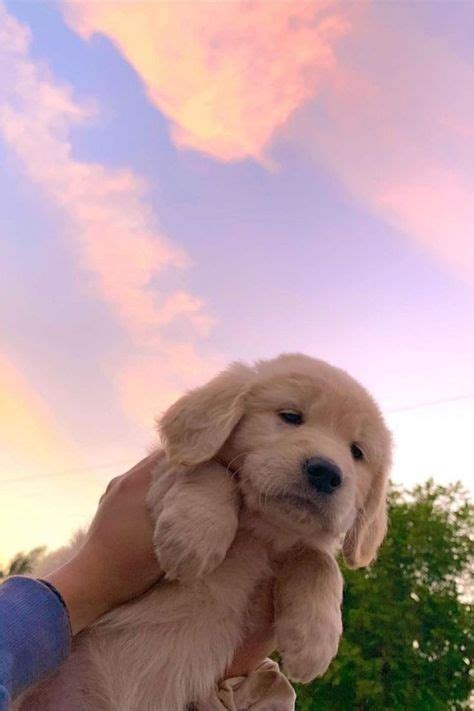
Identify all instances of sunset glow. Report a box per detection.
[1,0,473,564]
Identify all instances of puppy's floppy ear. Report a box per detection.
[343,466,389,569]
[158,362,253,466]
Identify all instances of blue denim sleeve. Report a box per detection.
[0,577,71,709]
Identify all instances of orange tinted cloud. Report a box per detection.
[0,354,76,472]
[0,3,217,423]
[0,354,95,562]
[62,0,351,162]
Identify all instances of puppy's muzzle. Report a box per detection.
[304,457,342,494]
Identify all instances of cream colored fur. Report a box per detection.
[17,353,392,711]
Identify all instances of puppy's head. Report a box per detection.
[159,353,392,567]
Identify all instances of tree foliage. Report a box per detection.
[0,546,45,581]
[294,481,473,710]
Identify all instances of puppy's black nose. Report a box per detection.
[304,457,342,493]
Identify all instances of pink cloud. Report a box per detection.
[117,344,226,427]
[287,6,474,280]
[62,0,352,162]
[376,171,474,272]
[0,3,219,422]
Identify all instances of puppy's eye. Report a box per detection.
[350,442,365,461]
[278,410,303,426]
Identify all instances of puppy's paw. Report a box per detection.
[279,614,342,683]
[154,511,236,582]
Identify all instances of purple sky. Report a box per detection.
[1,1,473,563]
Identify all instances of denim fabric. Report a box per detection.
[0,577,71,709]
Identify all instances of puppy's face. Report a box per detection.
[224,363,389,545]
[160,353,392,566]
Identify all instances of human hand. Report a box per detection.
[45,454,163,634]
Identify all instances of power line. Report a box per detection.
[1,393,473,486]
[387,393,474,415]
[0,459,132,486]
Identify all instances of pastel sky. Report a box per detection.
[1,0,473,565]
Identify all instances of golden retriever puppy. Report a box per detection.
[17,353,392,711]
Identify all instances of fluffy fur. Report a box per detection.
[17,353,392,711]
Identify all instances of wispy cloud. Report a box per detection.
[288,6,474,281]
[62,0,351,163]
[0,2,220,423]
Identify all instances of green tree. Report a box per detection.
[0,546,45,581]
[295,481,473,710]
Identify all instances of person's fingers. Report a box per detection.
[102,475,123,496]
[126,451,161,476]
[99,453,160,503]
[117,453,161,489]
